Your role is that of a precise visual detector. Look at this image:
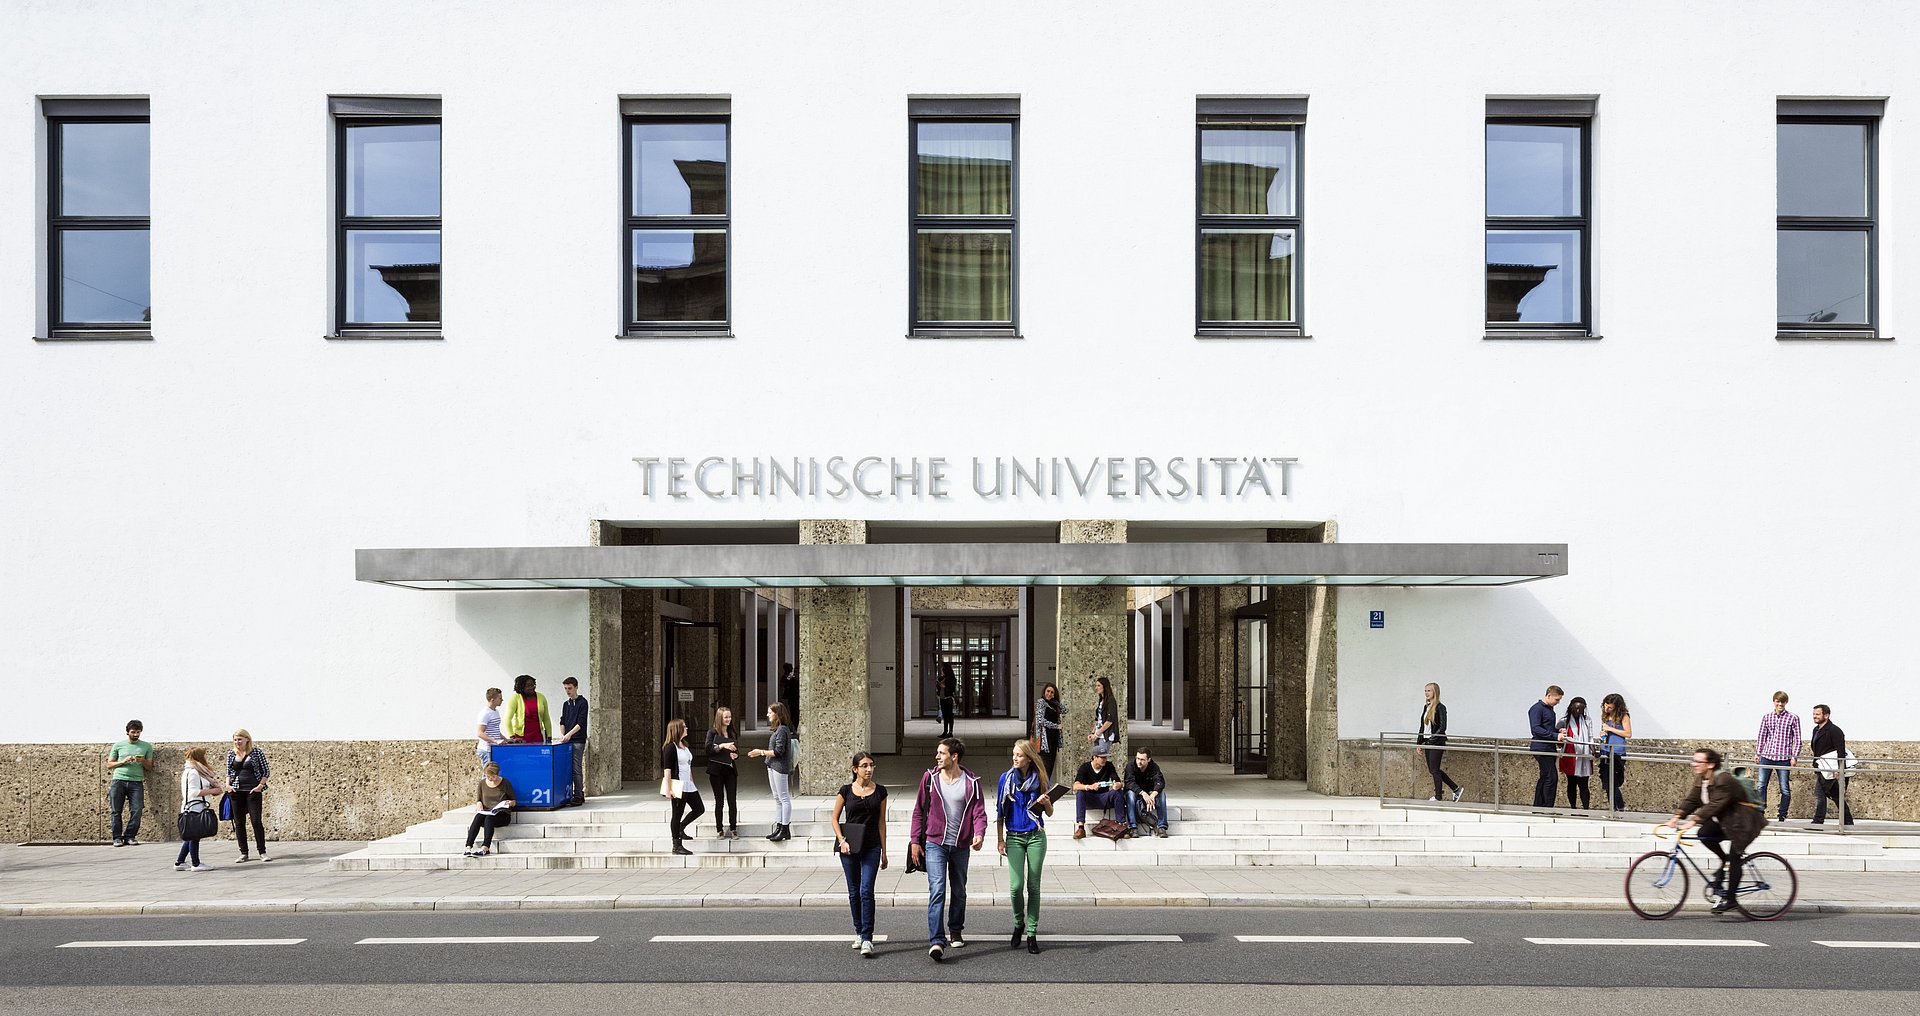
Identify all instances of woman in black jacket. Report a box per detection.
[1418,683,1462,802]
[706,705,740,839]
[660,718,704,856]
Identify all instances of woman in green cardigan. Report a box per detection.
[503,674,553,743]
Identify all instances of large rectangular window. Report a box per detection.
[1486,99,1592,336]
[624,98,730,336]
[1778,99,1880,339]
[333,97,441,337]
[44,98,151,339]
[1197,97,1304,337]
[910,98,1017,337]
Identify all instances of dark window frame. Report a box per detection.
[1484,113,1592,336]
[333,109,442,338]
[1194,114,1305,337]
[1776,113,1879,339]
[46,110,151,340]
[622,113,732,337]
[908,110,1020,338]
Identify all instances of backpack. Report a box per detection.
[1728,767,1760,807]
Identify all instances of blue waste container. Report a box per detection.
[490,742,574,810]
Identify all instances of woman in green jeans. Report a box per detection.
[996,738,1054,954]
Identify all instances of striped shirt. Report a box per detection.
[226,746,270,789]
[1755,709,1802,761]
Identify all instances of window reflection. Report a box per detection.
[1778,230,1867,325]
[1486,230,1580,324]
[347,230,440,323]
[632,229,727,322]
[1201,129,1294,216]
[917,230,1012,322]
[1201,229,1293,322]
[917,123,1012,216]
[1778,123,1867,217]
[59,122,149,217]
[1486,123,1582,217]
[58,229,150,323]
[631,122,727,216]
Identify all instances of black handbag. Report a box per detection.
[178,802,217,840]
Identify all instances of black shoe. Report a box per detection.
[1027,935,1040,954]
[1711,898,1733,914]
[672,844,693,856]
[766,825,783,842]
[928,943,944,963]
[1010,926,1024,949]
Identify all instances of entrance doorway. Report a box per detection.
[919,617,1011,718]
[1232,602,1269,775]
[663,618,720,734]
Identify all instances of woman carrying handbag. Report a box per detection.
[175,747,228,872]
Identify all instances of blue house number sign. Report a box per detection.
[1369,610,1385,629]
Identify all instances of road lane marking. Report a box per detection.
[1237,935,1472,944]
[1814,941,1920,949]
[1034,935,1183,943]
[357,936,599,945]
[651,934,891,943]
[1526,938,1766,947]
[58,939,305,949]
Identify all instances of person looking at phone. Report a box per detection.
[1070,742,1127,840]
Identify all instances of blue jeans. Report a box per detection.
[108,780,144,841]
[839,844,881,940]
[1129,790,1169,830]
[923,842,971,946]
[1075,789,1127,825]
[1756,758,1792,819]
[175,837,201,866]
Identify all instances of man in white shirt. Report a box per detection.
[475,687,506,764]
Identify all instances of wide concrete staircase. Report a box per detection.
[331,793,1920,873]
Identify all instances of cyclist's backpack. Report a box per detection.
[1728,767,1761,806]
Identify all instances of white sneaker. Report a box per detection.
[1427,796,1439,802]
[174,862,189,871]
[191,864,214,872]
[948,936,965,949]
[1452,787,1464,802]
[860,940,874,957]
[851,935,862,949]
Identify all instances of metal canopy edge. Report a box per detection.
[355,542,1567,590]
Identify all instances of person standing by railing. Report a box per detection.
[1810,704,1856,826]
[1417,683,1461,802]
[1558,696,1594,810]
[1529,685,1564,808]
[1598,693,1631,811]
[1753,691,1801,822]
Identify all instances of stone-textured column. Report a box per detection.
[1056,520,1128,781]
[586,521,625,796]
[1268,529,1312,781]
[1213,585,1250,765]
[618,528,662,782]
[1304,523,1341,794]
[797,520,869,795]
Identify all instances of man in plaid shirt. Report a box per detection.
[1754,691,1802,821]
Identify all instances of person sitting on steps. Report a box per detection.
[1123,746,1169,838]
[1071,743,1128,839]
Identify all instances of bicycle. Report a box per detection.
[1624,825,1798,920]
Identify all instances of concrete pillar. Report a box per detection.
[1191,587,1219,758]
[1268,525,1338,783]
[1149,597,1165,726]
[797,520,870,795]
[586,521,625,796]
[1305,523,1341,795]
[1212,585,1250,765]
[614,528,662,782]
[1056,520,1128,780]
[1171,589,1185,732]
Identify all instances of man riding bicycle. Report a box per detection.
[1661,747,1768,913]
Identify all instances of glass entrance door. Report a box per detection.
[664,618,720,733]
[1232,605,1270,775]
[920,617,1011,718]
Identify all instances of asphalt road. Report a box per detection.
[3,906,1919,995]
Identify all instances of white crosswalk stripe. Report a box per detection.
[651,934,890,943]
[1237,935,1472,944]
[58,939,305,949]
[1039,934,1183,943]
[356,936,598,945]
[1526,938,1766,947]
[1813,941,1920,949]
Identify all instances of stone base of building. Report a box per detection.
[1337,737,1920,822]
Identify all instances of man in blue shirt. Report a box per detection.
[1529,686,1564,808]
[557,677,589,806]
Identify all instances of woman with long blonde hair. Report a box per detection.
[996,737,1054,954]
[175,747,228,871]
[1417,684,1461,802]
[226,728,272,862]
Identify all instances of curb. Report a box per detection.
[6,895,1919,917]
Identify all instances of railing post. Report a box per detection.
[1492,746,1503,813]
[1378,731,1386,805]
[1838,764,1849,835]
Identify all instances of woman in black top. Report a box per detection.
[659,719,704,856]
[1087,676,1119,752]
[937,663,958,738]
[1034,682,1064,777]
[1418,683,1461,802]
[705,705,740,839]
[831,751,889,957]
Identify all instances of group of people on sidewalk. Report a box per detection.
[104,720,274,870]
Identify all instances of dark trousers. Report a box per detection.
[709,766,739,831]
[1532,750,1558,808]
[108,779,145,841]
[174,837,202,866]
[465,812,504,848]
[1565,774,1590,809]
[1423,749,1458,798]
[1076,789,1127,824]
[1598,754,1626,810]
[1699,823,1744,898]
[1813,776,1856,824]
[231,791,266,855]
[671,791,707,843]
[569,742,587,803]
[1039,745,1058,780]
[939,699,955,737]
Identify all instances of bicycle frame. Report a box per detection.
[1651,829,1772,899]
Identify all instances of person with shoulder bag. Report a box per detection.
[175,747,228,872]
[748,702,796,841]
[832,751,889,957]
[659,718,705,856]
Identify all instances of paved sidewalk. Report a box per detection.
[7,841,1920,916]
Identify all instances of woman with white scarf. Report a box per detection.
[1557,696,1595,810]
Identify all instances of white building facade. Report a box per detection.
[2,1,1914,836]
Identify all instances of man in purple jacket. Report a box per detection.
[909,737,987,962]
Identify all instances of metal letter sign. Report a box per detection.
[1369,610,1385,629]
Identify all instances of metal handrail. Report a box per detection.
[1375,731,1918,835]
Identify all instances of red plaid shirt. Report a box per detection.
[1756,709,1803,761]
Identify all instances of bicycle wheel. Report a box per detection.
[1625,849,1689,919]
[1731,851,1798,920]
